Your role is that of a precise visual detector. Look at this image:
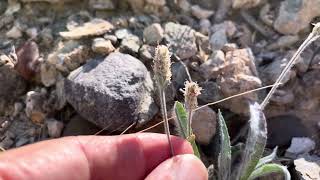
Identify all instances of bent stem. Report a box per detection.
[261,25,320,109]
[159,87,174,156]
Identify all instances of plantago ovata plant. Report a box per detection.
[153,45,174,156]
[173,80,202,158]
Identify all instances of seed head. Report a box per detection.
[153,45,172,88]
[312,22,320,36]
[183,81,202,111]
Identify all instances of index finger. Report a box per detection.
[0,133,193,180]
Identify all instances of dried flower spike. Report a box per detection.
[312,22,320,34]
[183,81,202,111]
[183,80,202,136]
[153,45,172,88]
[153,45,174,156]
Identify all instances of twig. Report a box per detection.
[138,117,174,133]
[120,122,136,135]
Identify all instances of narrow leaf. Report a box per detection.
[256,147,278,168]
[174,101,200,158]
[248,163,291,180]
[174,101,188,138]
[237,102,267,180]
[217,110,231,180]
[188,136,201,158]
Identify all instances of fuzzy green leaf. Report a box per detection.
[174,101,200,158]
[248,163,291,180]
[189,137,201,158]
[217,110,232,180]
[237,102,267,180]
[174,101,188,138]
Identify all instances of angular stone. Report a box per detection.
[120,34,142,54]
[164,22,197,59]
[286,137,315,158]
[60,19,114,40]
[143,23,164,45]
[89,0,115,10]
[92,38,115,55]
[192,106,217,145]
[64,52,158,131]
[191,5,214,19]
[63,115,100,136]
[294,155,320,180]
[46,118,64,138]
[0,56,27,114]
[232,0,263,9]
[274,0,320,35]
[216,48,261,114]
[47,41,90,73]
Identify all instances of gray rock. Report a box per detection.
[63,115,100,136]
[139,44,155,63]
[46,118,64,138]
[199,19,211,35]
[6,25,22,39]
[259,52,295,85]
[198,81,222,103]
[210,30,228,51]
[15,137,29,147]
[267,115,310,148]
[192,106,217,145]
[92,38,115,55]
[47,41,90,73]
[120,34,142,54]
[104,34,118,44]
[25,90,47,124]
[232,0,263,9]
[171,62,188,91]
[89,0,115,10]
[64,52,158,131]
[25,27,38,39]
[200,50,225,79]
[0,56,27,114]
[210,21,236,50]
[191,5,214,19]
[40,62,58,87]
[60,19,114,40]
[294,154,320,180]
[164,22,197,59]
[115,29,132,39]
[286,137,316,158]
[274,0,320,35]
[143,23,164,45]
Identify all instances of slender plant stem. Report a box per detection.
[261,33,320,109]
[195,84,280,111]
[187,110,193,137]
[159,87,174,156]
[138,117,174,133]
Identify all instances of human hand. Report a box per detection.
[0,133,207,180]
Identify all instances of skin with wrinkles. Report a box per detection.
[0,133,207,180]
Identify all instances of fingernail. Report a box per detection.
[169,154,207,180]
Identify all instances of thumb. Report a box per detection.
[145,154,208,180]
